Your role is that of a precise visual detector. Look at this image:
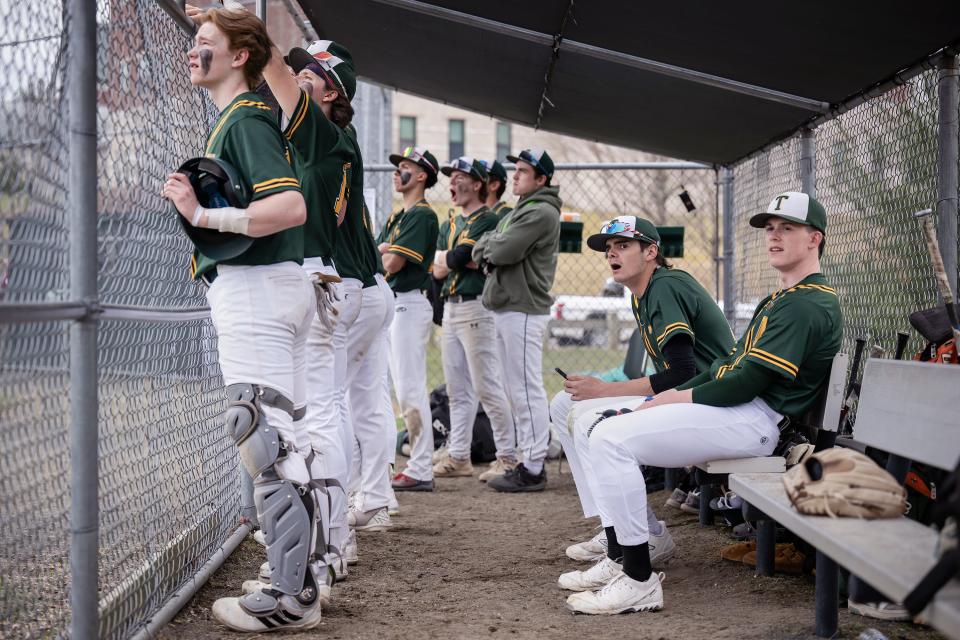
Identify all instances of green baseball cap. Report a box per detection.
[440,156,489,181]
[286,40,357,101]
[389,146,439,188]
[749,191,827,234]
[480,159,508,184]
[507,148,554,179]
[586,215,661,252]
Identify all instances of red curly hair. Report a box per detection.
[198,9,273,90]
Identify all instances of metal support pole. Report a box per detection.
[256,0,267,22]
[755,519,776,577]
[68,0,99,637]
[814,551,840,638]
[721,168,736,326]
[800,128,817,197]
[937,55,959,298]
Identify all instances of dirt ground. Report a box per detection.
[164,461,941,640]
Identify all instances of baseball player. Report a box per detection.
[432,157,516,479]
[553,215,733,560]
[480,159,512,221]
[472,148,562,491]
[163,8,322,631]
[562,192,841,615]
[376,147,441,492]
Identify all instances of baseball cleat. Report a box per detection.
[348,506,393,532]
[387,485,401,515]
[649,522,676,568]
[487,464,546,492]
[212,587,324,632]
[344,529,359,565]
[478,457,519,483]
[241,579,331,608]
[252,528,267,547]
[558,556,622,592]
[565,530,608,562]
[432,454,474,477]
[392,472,435,492]
[565,571,665,615]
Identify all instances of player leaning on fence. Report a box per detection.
[162,8,325,631]
[473,148,563,492]
[551,214,733,563]
[559,192,842,615]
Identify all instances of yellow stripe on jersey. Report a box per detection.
[189,254,197,278]
[389,245,423,262]
[333,163,351,223]
[252,177,300,193]
[753,316,769,344]
[656,322,691,345]
[205,100,273,154]
[641,329,657,360]
[285,93,309,139]
[459,238,477,246]
[797,283,837,295]
[749,348,799,376]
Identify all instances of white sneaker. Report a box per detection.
[565,530,607,562]
[259,561,271,581]
[388,487,401,516]
[566,571,665,615]
[649,522,676,568]
[432,445,448,464]
[848,599,912,621]
[252,529,267,547]
[240,580,331,608]
[212,588,324,632]
[348,506,393,531]
[558,556,623,592]
[344,529,359,565]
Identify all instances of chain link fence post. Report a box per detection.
[721,167,736,326]
[67,0,99,637]
[937,54,959,296]
[800,128,816,198]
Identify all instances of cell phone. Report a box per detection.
[554,367,568,379]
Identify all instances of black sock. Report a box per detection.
[605,526,622,562]
[621,542,652,582]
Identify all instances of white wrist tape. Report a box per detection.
[191,205,205,227]
[205,206,251,235]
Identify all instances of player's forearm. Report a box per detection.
[263,47,302,120]
[690,360,776,407]
[382,253,406,274]
[607,377,654,397]
[243,191,306,236]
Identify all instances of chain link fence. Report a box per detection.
[367,163,719,403]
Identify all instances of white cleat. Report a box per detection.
[387,488,401,516]
[252,529,267,547]
[344,529,359,565]
[565,530,608,562]
[649,522,676,569]
[348,506,393,532]
[558,556,623,592]
[240,580,331,608]
[566,571,665,615]
[211,589,323,632]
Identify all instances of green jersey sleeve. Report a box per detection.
[281,89,339,162]
[389,207,437,265]
[647,284,697,350]
[461,212,497,247]
[745,297,823,380]
[221,116,300,201]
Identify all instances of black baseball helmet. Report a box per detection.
[174,157,253,261]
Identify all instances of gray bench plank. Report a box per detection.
[730,472,960,638]
[697,456,785,474]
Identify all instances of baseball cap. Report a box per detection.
[286,40,357,101]
[479,159,508,184]
[389,146,439,188]
[506,148,554,179]
[586,216,661,252]
[440,156,489,181]
[749,191,827,234]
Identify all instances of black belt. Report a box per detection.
[362,276,377,288]
[319,256,334,267]
[446,294,477,303]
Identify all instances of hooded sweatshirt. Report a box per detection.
[473,185,562,315]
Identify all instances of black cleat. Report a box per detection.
[487,464,547,493]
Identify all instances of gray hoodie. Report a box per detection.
[473,185,562,315]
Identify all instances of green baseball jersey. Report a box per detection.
[332,125,379,284]
[707,272,842,417]
[376,199,439,292]
[490,201,513,223]
[282,89,354,260]
[191,92,303,280]
[437,206,497,298]
[631,267,734,374]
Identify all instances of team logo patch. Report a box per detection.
[760,436,769,445]
[397,306,407,312]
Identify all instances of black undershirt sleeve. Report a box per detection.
[445,244,475,270]
[647,334,697,394]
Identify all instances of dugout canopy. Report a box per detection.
[296,0,960,165]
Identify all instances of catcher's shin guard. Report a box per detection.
[225,383,313,598]
[305,453,345,582]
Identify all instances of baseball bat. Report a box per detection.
[839,343,885,436]
[894,331,910,361]
[914,209,960,344]
[838,337,867,434]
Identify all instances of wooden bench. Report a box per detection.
[693,352,848,528]
[730,359,960,638]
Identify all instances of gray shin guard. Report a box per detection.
[326,479,348,559]
[226,383,312,597]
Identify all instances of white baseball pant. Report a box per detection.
[584,397,781,545]
[495,310,550,469]
[206,261,314,485]
[441,299,516,462]
[388,290,435,481]
[338,274,394,512]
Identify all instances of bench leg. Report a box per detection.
[698,482,714,526]
[755,520,776,577]
[664,467,679,491]
[815,550,839,638]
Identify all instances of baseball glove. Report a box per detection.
[782,448,908,519]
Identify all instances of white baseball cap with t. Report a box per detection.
[749,191,827,234]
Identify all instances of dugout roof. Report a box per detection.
[297,0,960,165]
